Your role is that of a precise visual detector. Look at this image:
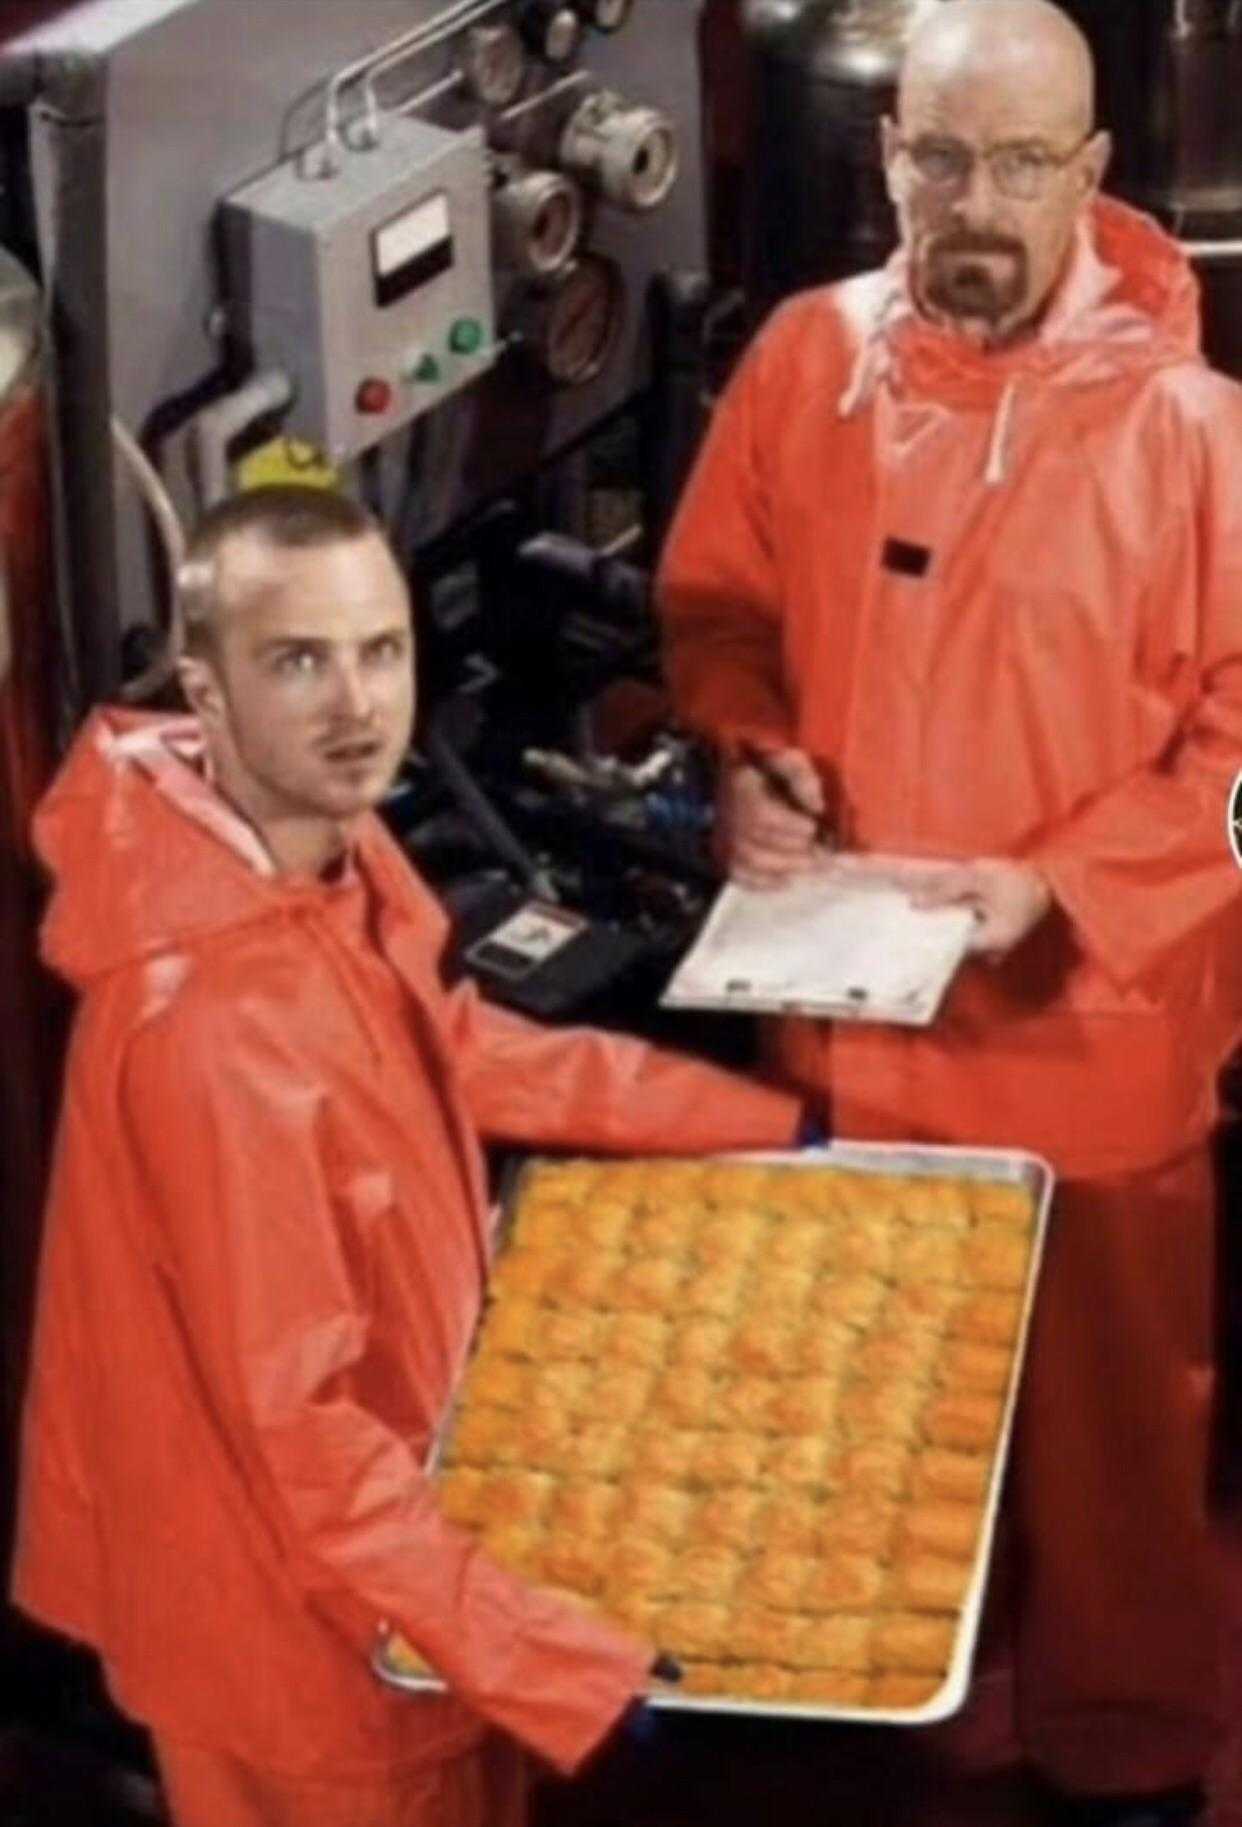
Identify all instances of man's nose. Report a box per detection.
[329,658,375,721]
[955,150,1001,224]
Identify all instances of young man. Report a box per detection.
[14,486,802,1827]
[658,2,1242,1823]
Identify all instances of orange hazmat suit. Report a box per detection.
[12,709,800,1816]
[659,197,1242,1792]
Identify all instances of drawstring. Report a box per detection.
[838,333,883,418]
[985,378,1018,486]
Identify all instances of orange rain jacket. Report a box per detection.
[660,198,1242,1180]
[13,709,800,1780]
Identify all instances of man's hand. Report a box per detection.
[911,858,1052,961]
[717,747,832,889]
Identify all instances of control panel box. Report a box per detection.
[223,117,497,462]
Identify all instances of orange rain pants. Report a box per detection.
[154,1732,527,1827]
[1009,1150,1222,1793]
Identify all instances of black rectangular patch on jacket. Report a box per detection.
[882,538,933,578]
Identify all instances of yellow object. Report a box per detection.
[419,1156,1040,1716]
[235,437,339,493]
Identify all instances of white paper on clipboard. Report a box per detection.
[661,859,977,1026]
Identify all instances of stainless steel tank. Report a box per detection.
[0,244,53,871]
[740,0,949,311]
[0,246,60,1496]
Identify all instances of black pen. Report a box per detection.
[739,742,834,847]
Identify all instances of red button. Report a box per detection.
[355,377,392,415]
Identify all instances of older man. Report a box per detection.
[659,1,1242,1821]
[13,486,802,1827]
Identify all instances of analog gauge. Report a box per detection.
[461,24,527,107]
[560,92,679,213]
[575,0,635,29]
[526,255,625,386]
[519,0,584,65]
[494,167,583,278]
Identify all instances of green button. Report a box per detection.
[408,352,441,384]
[448,317,485,356]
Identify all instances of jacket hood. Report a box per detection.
[837,195,1203,482]
[37,707,308,987]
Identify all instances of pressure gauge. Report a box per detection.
[573,0,635,29]
[559,90,679,213]
[493,165,583,278]
[519,255,624,386]
[518,1,584,65]
[461,24,527,108]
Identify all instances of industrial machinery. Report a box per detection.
[2,0,701,702]
[0,0,732,1053]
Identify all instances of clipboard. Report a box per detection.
[660,860,977,1027]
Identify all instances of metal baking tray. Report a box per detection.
[373,1141,1054,1726]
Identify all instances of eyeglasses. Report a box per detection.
[894,132,1093,202]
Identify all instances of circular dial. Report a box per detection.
[560,93,679,213]
[494,168,583,277]
[574,0,634,29]
[533,255,625,386]
[621,116,676,209]
[461,24,527,107]
[526,185,581,273]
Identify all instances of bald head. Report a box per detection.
[901,1,1095,141]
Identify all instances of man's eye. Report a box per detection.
[274,648,321,675]
[366,636,406,664]
[913,142,967,183]
[997,148,1048,184]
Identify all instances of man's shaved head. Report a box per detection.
[901,0,1095,140]
[882,0,1108,344]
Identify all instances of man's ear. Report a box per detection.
[1080,129,1111,201]
[177,654,226,727]
[880,114,902,204]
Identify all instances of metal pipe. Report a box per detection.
[390,69,465,120]
[328,0,489,105]
[322,0,508,149]
[424,719,560,903]
[494,68,589,127]
[111,415,186,703]
[190,369,294,511]
[3,47,122,714]
[362,0,507,93]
